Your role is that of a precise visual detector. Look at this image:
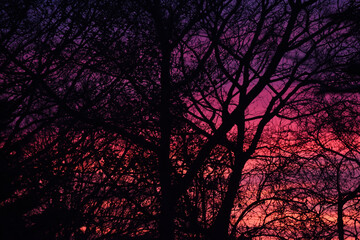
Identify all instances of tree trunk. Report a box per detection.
[159,194,175,240]
[158,39,175,239]
[208,154,246,240]
[337,199,345,240]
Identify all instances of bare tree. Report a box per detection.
[289,93,360,240]
[1,0,359,239]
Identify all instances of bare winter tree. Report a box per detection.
[180,0,360,239]
[1,0,359,239]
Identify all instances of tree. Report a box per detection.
[182,0,359,238]
[1,0,359,239]
[289,93,360,240]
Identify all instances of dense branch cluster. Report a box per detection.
[1,0,359,239]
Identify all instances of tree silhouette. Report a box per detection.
[1,0,359,239]
[289,93,360,240]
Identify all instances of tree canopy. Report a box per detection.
[1,0,359,239]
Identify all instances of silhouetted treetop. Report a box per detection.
[1,0,359,239]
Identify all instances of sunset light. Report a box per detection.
[1,0,359,239]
